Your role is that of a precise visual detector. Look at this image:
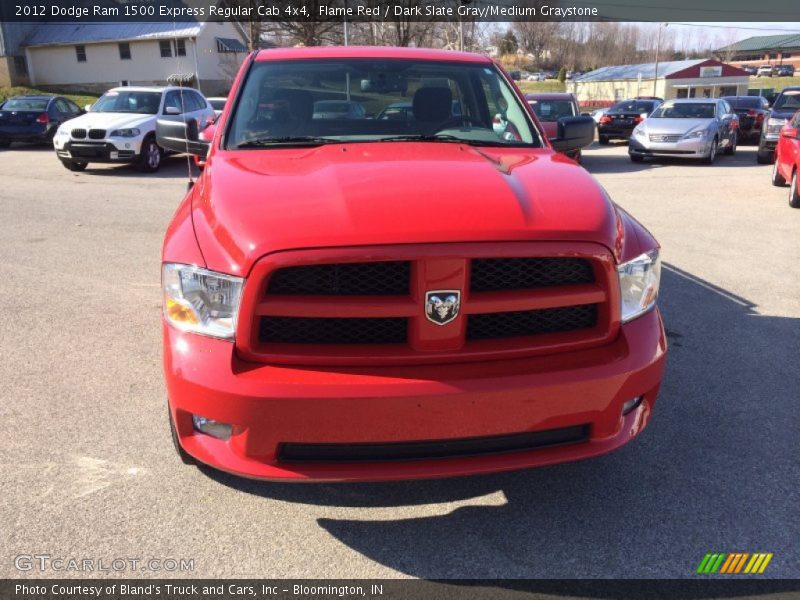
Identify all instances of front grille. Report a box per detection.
[467,304,597,341]
[88,129,106,140]
[649,134,682,143]
[278,424,590,462]
[259,316,407,345]
[470,258,594,292]
[267,261,410,295]
[71,128,86,139]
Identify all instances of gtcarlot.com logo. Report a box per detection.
[697,552,773,575]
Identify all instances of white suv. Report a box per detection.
[53,86,215,173]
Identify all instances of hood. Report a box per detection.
[192,143,618,275]
[59,111,154,131]
[641,118,712,134]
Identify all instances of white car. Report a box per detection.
[53,86,215,172]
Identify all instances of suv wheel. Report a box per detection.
[60,159,88,172]
[137,137,162,173]
[756,141,773,164]
[772,160,787,186]
[598,135,609,145]
[790,171,800,209]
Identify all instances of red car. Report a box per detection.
[156,47,666,482]
[525,92,584,161]
[772,109,800,208]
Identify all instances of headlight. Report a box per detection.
[633,127,646,138]
[766,118,787,135]
[110,128,140,137]
[56,128,69,137]
[618,250,660,323]
[683,129,706,139]
[162,264,244,340]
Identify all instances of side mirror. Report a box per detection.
[550,115,595,153]
[156,116,210,157]
[84,104,93,112]
[164,106,181,115]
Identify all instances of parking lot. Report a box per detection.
[1,141,798,579]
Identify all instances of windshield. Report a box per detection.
[650,102,716,119]
[2,98,49,111]
[772,92,800,111]
[528,99,576,122]
[725,97,763,109]
[91,90,161,114]
[227,58,541,148]
[609,100,657,114]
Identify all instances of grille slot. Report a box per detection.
[279,425,590,462]
[71,128,86,139]
[649,134,682,143]
[467,304,597,341]
[470,258,594,292]
[259,316,407,345]
[88,129,106,140]
[267,261,410,296]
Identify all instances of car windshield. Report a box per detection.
[91,90,161,114]
[528,99,575,122]
[726,97,762,109]
[226,58,541,148]
[650,102,716,119]
[2,98,49,111]
[772,92,800,111]
[609,100,657,114]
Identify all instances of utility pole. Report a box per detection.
[653,23,668,97]
[343,0,349,46]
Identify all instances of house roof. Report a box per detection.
[23,23,203,47]
[575,59,707,83]
[717,34,800,53]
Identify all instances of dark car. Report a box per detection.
[740,65,757,75]
[757,86,800,163]
[0,95,83,147]
[525,92,583,160]
[598,98,662,144]
[722,95,770,143]
[775,64,795,77]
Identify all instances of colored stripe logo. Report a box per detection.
[697,552,773,574]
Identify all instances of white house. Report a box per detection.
[22,22,248,96]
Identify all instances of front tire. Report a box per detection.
[772,160,787,186]
[756,141,773,164]
[724,133,736,156]
[60,159,87,171]
[598,134,610,145]
[0,140,11,149]
[790,170,800,209]
[168,406,196,465]
[703,139,718,165]
[629,153,644,163]
[137,136,162,173]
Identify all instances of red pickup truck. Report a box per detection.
[156,47,666,482]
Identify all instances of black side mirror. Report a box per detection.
[156,116,209,158]
[550,115,595,153]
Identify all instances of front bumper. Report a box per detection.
[54,138,142,163]
[165,308,667,482]
[0,124,55,142]
[629,135,711,158]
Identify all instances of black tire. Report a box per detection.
[703,138,718,165]
[724,133,736,156]
[0,140,11,149]
[756,142,773,164]
[790,170,800,209]
[137,136,162,173]
[598,135,610,145]
[629,153,644,163]
[168,406,196,465]
[60,159,87,171]
[772,159,787,186]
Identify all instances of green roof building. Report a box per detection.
[716,34,800,68]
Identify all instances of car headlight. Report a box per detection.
[618,250,660,323]
[633,127,646,138]
[683,129,706,139]
[162,264,244,340]
[766,118,787,135]
[56,128,69,137]
[110,128,140,137]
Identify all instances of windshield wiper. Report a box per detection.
[376,134,517,147]
[236,136,340,148]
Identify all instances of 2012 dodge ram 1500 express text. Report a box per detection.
[156,47,666,482]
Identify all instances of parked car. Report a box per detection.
[598,98,663,144]
[628,98,738,164]
[509,70,522,81]
[0,95,83,147]
[740,65,757,75]
[757,65,775,77]
[589,108,608,124]
[207,96,227,118]
[312,100,367,120]
[775,64,795,77]
[155,46,663,481]
[53,86,215,172]
[756,86,800,163]
[771,109,800,208]
[526,72,545,82]
[721,95,769,143]
[525,92,585,160]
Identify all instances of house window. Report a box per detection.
[174,39,186,57]
[119,43,131,60]
[13,56,28,76]
[769,53,778,59]
[75,45,86,62]
[159,40,172,58]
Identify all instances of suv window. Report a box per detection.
[528,99,576,122]
[55,98,71,113]
[609,100,657,114]
[163,90,185,114]
[227,58,541,148]
[185,91,206,112]
[772,91,800,111]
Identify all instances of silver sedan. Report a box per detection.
[628,98,739,164]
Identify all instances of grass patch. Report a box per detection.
[517,81,567,94]
[748,76,800,91]
[0,86,98,108]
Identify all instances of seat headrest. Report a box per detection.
[272,88,314,121]
[412,87,453,123]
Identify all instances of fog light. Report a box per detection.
[192,415,232,440]
[622,396,644,415]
